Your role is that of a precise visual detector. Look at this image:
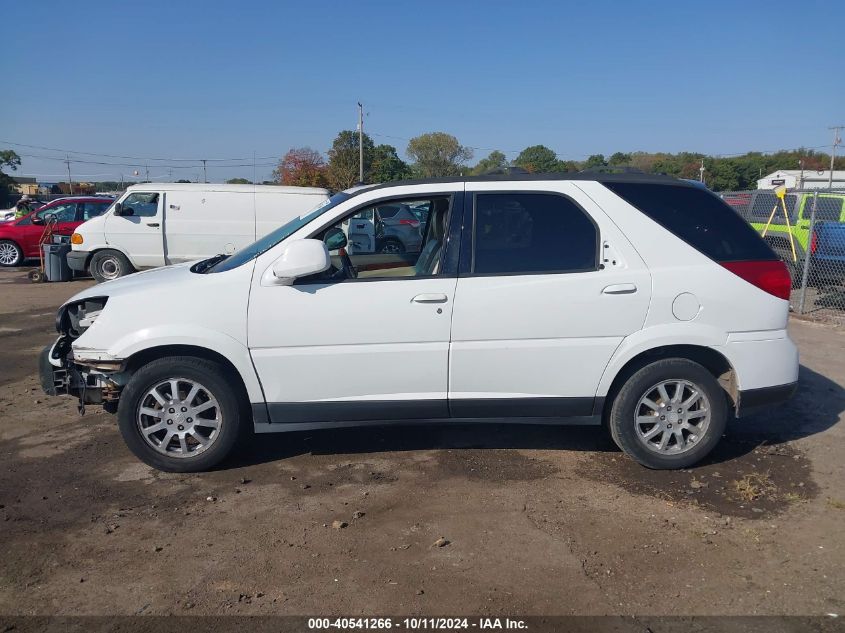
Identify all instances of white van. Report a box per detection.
[67,183,330,282]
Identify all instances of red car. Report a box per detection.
[0,197,114,267]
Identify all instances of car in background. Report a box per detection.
[0,196,114,267]
[1,199,46,222]
[374,202,424,253]
[809,221,845,285]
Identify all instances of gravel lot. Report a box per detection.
[0,266,843,617]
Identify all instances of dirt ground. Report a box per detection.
[0,266,843,617]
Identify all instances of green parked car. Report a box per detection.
[733,190,845,284]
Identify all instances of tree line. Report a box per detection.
[3,138,844,205]
[274,132,845,192]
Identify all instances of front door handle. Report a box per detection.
[602,283,637,295]
[411,293,448,304]
[146,222,160,227]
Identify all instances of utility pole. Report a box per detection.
[698,158,705,184]
[798,159,804,189]
[202,159,208,183]
[145,163,150,182]
[357,102,364,184]
[828,125,842,189]
[65,155,73,194]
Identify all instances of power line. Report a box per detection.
[0,139,278,162]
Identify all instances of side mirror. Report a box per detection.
[324,226,348,251]
[31,216,45,225]
[114,202,133,216]
[271,239,331,285]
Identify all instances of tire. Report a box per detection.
[608,358,727,469]
[117,356,245,472]
[378,238,405,255]
[89,249,135,283]
[0,240,23,267]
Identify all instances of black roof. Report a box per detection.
[359,170,694,194]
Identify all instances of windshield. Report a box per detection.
[207,192,352,273]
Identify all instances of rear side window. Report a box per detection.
[473,193,598,275]
[749,191,797,223]
[605,183,776,262]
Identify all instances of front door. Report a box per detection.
[448,183,652,418]
[104,191,165,268]
[248,190,461,426]
[18,202,80,257]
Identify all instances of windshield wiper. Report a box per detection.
[195,253,229,273]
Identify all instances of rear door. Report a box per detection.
[448,182,652,417]
[104,192,165,267]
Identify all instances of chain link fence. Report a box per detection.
[719,188,845,324]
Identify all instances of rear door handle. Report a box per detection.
[146,222,160,227]
[602,283,637,295]
[411,293,448,304]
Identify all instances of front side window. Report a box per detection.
[37,203,77,223]
[302,195,452,282]
[122,192,159,217]
[82,201,112,219]
[472,193,598,275]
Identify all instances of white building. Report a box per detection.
[757,169,845,190]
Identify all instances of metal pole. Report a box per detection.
[357,102,364,183]
[202,159,208,183]
[797,190,818,314]
[65,155,73,194]
[829,126,842,189]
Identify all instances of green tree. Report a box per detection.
[608,152,632,166]
[327,130,374,190]
[226,177,252,184]
[369,144,411,183]
[583,154,607,169]
[0,149,22,207]
[472,150,510,175]
[406,132,473,178]
[514,145,560,173]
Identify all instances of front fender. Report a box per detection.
[73,325,264,402]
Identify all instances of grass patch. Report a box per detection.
[826,498,845,510]
[731,472,777,502]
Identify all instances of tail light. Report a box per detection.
[810,231,818,254]
[720,260,791,301]
[398,219,420,228]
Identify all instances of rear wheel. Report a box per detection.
[117,357,245,472]
[89,249,135,282]
[608,358,727,469]
[378,238,404,254]
[0,240,23,267]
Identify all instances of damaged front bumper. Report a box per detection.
[39,337,124,411]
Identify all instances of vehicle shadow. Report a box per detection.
[224,363,843,470]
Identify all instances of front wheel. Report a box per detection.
[608,358,727,469]
[117,357,245,472]
[0,240,23,267]
[89,249,135,283]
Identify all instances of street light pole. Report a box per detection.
[358,102,364,184]
[828,126,842,189]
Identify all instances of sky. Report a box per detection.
[2,0,844,183]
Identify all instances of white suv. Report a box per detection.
[40,174,798,472]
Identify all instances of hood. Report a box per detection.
[64,261,198,305]
[71,213,107,246]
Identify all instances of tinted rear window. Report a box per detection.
[809,196,844,223]
[749,192,797,223]
[605,183,776,262]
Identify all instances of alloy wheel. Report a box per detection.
[634,379,710,454]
